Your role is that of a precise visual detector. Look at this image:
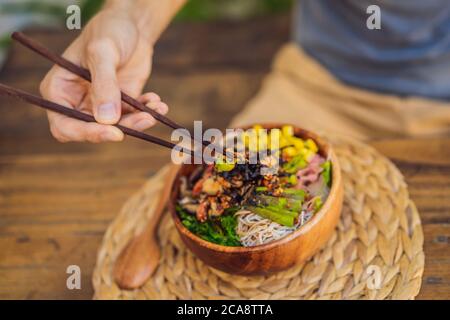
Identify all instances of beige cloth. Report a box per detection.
[231,43,450,140]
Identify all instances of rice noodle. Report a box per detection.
[235,209,314,247]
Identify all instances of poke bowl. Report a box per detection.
[169,123,343,275]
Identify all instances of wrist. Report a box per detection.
[100,0,185,46]
[129,0,187,45]
[99,1,155,48]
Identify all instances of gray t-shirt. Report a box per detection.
[294,0,450,100]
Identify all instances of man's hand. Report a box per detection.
[40,6,168,143]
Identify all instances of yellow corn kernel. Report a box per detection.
[244,130,259,151]
[301,148,315,161]
[241,132,250,147]
[283,147,297,157]
[249,130,259,151]
[273,150,281,158]
[215,157,235,172]
[281,125,294,137]
[268,129,281,150]
[279,136,289,148]
[248,139,259,152]
[270,128,281,136]
[305,139,318,153]
[258,131,268,150]
[289,174,298,185]
[253,124,263,130]
[288,136,304,151]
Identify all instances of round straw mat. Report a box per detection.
[93,136,424,300]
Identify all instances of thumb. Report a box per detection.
[86,40,122,124]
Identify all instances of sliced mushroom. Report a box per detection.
[183,203,199,214]
[202,178,223,196]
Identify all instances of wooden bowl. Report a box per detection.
[169,124,343,275]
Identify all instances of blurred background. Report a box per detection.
[0,0,293,65]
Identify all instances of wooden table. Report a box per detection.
[0,16,448,300]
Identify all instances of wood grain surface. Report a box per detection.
[0,16,448,299]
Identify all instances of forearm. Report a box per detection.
[105,0,187,45]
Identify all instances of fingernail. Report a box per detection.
[101,130,122,142]
[134,118,155,131]
[97,103,118,122]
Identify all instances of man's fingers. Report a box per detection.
[119,112,156,131]
[47,111,124,143]
[118,93,169,132]
[151,101,169,115]
[86,39,122,125]
[138,92,169,115]
[139,92,161,103]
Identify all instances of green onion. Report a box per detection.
[321,161,332,187]
[255,194,302,211]
[278,198,287,207]
[288,174,298,185]
[265,205,298,218]
[247,206,295,227]
[283,188,306,201]
[313,197,323,212]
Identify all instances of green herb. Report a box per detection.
[176,205,241,246]
[223,206,240,215]
[321,161,332,187]
[313,197,323,212]
[283,154,307,174]
[220,214,240,245]
[256,186,268,192]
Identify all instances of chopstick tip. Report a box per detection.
[11,31,20,39]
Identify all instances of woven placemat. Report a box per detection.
[92,136,424,300]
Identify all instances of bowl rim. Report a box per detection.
[169,123,342,254]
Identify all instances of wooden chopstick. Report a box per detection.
[0,83,195,157]
[11,32,214,150]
